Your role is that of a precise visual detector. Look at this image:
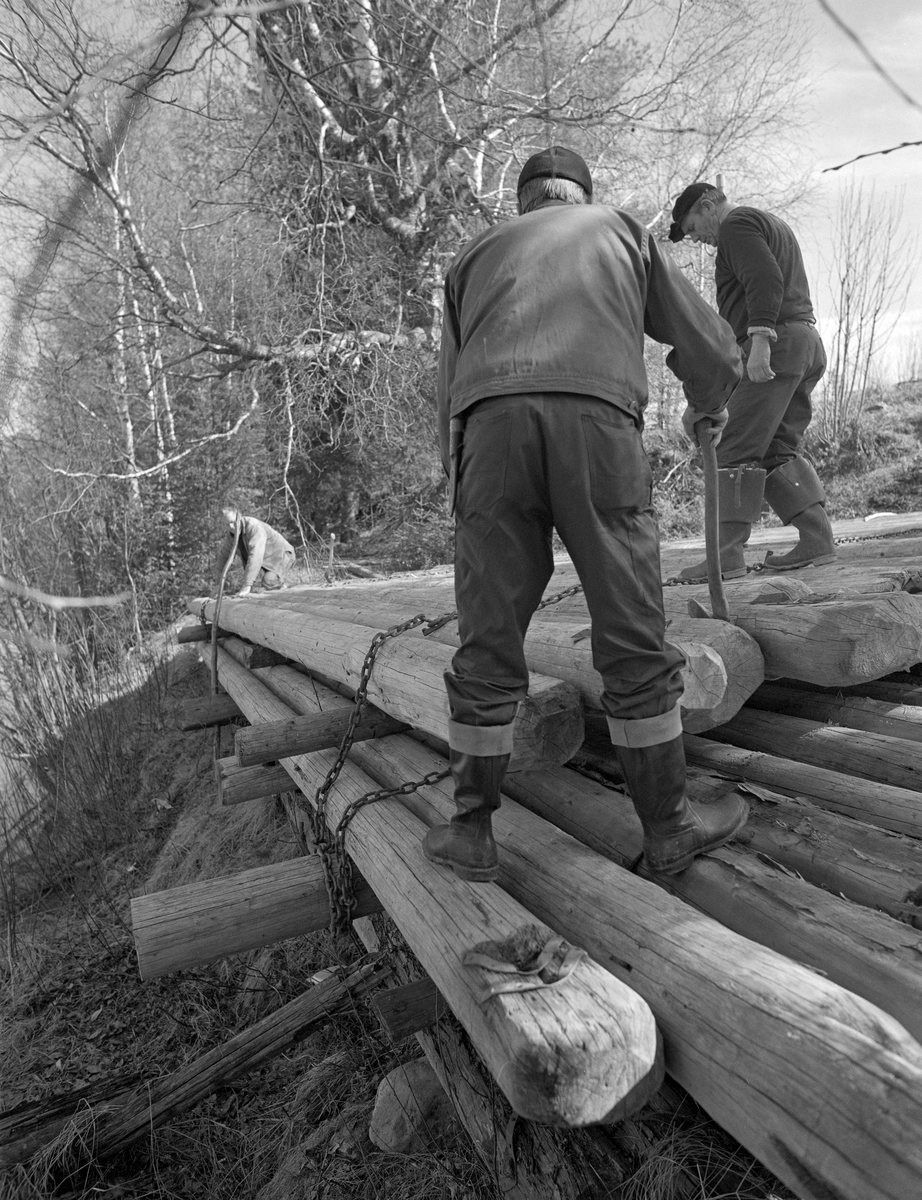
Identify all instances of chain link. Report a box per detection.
[662,528,921,588]
[302,580,588,933]
[295,612,450,936]
[421,579,585,636]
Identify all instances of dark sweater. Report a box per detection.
[715,207,814,342]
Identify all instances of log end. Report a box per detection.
[469,936,661,1127]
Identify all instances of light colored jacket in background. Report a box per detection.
[216,515,295,589]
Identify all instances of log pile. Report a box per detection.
[144,519,922,1200]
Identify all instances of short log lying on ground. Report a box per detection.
[192,599,584,772]
[214,756,292,805]
[234,706,410,767]
[131,857,383,978]
[706,708,922,794]
[211,645,662,1127]
[327,717,922,1200]
[174,692,241,730]
[683,734,922,840]
[265,584,765,731]
[0,960,390,1169]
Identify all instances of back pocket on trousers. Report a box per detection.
[581,412,652,511]
[457,409,511,515]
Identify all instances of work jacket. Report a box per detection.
[216,515,295,589]
[436,201,742,472]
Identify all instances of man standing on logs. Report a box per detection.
[426,145,750,884]
[668,182,835,581]
[215,507,296,597]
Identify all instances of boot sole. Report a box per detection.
[762,552,837,572]
[645,806,750,875]
[422,844,499,883]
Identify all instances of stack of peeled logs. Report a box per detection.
[171,570,922,1200]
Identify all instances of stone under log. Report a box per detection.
[316,707,922,1200]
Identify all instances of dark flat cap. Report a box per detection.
[668,181,716,242]
[517,146,592,196]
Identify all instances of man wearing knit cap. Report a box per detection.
[669,182,834,581]
[425,145,749,886]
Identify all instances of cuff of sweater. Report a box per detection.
[747,325,778,341]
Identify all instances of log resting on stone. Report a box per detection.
[209,645,662,1128]
[292,693,922,1200]
[191,599,582,773]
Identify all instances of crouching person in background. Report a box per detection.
[216,507,296,597]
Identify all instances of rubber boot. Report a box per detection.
[422,751,509,882]
[677,521,751,584]
[678,465,766,583]
[615,735,749,874]
[763,459,836,571]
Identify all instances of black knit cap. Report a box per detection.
[517,146,592,197]
[668,181,716,242]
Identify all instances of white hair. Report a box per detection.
[517,177,590,215]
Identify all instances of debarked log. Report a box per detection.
[131,857,382,978]
[659,586,922,686]
[215,756,292,805]
[754,680,922,739]
[174,692,241,730]
[234,707,410,768]
[192,599,583,772]
[263,586,765,731]
[0,961,390,1170]
[705,708,922,794]
[683,734,922,840]
[211,646,662,1127]
[325,719,922,1200]
[574,729,922,927]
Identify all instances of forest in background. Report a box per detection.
[0,0,816,638]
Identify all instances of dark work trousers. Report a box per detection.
[716,322,826,472]
[445,393,686,730]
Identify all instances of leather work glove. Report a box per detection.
[746,331,776,383]
[682,404,728,448]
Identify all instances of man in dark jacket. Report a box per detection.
[216,508,296,597]
[425,145,749,885]
[669,182,834,580]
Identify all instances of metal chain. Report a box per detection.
[298,612,443,936]
[421,579,585,636]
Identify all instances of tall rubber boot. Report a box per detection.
[615,735,749,874]
[678,465,766,583]
[422,751,509,882]
[763,458,836,571]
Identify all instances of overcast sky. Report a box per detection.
[799,0,922,379]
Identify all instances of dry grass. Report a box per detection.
[0,617,801,1200]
